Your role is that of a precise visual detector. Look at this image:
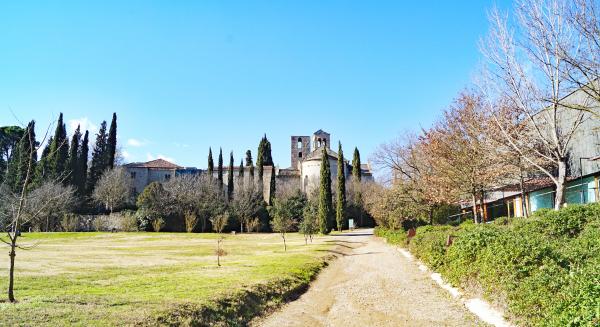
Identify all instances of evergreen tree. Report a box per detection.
[336,142,346,231]
[77,131,89,196]
[239,159,244,178]
[263,136,273,166]
[32,137,52,187]
[269,165,276,206]
[67,125,81,185]
[49,113,69,181]
[13,121,37,192]
[207,147,214,177]
[106,113,117,169]
[257,138,264,189]
[0,126,25,183]
[318,147,333,234]
[246,150,254,179]
[87,121,108,194]
[227,152,234,200]
[217,148,224,191]
[352,147,362,182]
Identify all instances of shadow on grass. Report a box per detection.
[317,249,382,257]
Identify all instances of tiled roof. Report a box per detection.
[313,129,329,135]
[124,159,183,169]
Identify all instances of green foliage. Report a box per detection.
[227,151,234,200]
[269,165,276,205]
[66,125,81,186]
[374,227,408,246]
[318,147,333,234]
[49,113,69,181]
[106,113,117,169]
[13,121,37,192]
[87,121,108,194]
[378,203,600,326]
[336,142,346,231]
[217,147,224,190]
[352,147,361,181]
[207,147,214,176]
[245,149,254,178]
[136,182,170,222]
[0,125,24,184]
[76,130,89,197]
[300,200,319,244]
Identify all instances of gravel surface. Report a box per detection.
[253,229,484,327]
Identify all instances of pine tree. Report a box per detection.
[352,147,362,182]
[207,147,214,177]
[77,131,89,196]
[49,113,69,181]
[318,147,333,234]
[0,126,24,185]
[13,121,37,192]
[239,159,244,178]
[336,142,346,231]
[87,121,108,194]
[67,125,81,186]
[227,152,234,200]
[269,165,276,206]
[217,148,224,191]
[246,150,254,179]
[106,113,117,169]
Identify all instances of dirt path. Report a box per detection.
[254,229,484,327]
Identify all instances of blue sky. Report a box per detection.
[0,0,511,169]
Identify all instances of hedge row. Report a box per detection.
[376,204,600,327]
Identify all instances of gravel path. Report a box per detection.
[254,229,484,327]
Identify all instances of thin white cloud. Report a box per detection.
[68,117,98,135]
[127,138,148,147]
[146,153,176,163]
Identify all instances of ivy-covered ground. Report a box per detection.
[0,232,333,326]
[376,203,600,327]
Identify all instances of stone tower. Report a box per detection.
[311,129,330,151]
[291,135,311,169]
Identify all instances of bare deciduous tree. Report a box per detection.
[92,167,132,214]
[210,212,229,266]
[231,181,262,232]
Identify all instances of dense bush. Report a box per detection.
[377,203,600,326]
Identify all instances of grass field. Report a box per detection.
[0,232,335,326]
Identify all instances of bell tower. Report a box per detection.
[291,135,310,169]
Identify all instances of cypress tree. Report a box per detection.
[239,159,244,178]
[0,126,24,186]
[106,113,117,169]
[263,136,273,166]
[77,131,89,196]
[318,147,333,234]
[14,121,37,192]
[269,165,276,206]
[227,152,234,200]
[246,150,254,179]
[352,147,362,182]
[257,139,264,189]
[207,147,214,177]
[67,125,81,186]
[87,121,108,194]
[217,148,224,191]
[336,142,346,231]
[32,137,52,187]
[49,113,69,181]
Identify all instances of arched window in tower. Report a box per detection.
[323,139,327,147]
[297,138,302,149]
[317,139,322,148]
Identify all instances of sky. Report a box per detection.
[0,0,512,170]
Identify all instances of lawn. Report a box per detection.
[0,232,335,326]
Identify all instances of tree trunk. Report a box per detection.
[217,239,221,267]
[519,164,529,218]
[282,234,287,251]
[428,206,434,225]
[8,239,16,303]
[554,160,567,210]
[471,193,479,224]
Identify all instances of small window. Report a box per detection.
[130,172,137,179]
[165,174,171,180]
[298,152,302,158]
[297,138,302,149]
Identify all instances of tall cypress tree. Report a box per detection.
[238,159,244,178]
[269,165,276,206]
[67,125,81,186]
[77,131,89,196]
[106,113,117,169]
[318,147,333,234]
[246,150,254,179]
[336,142,346,231]
[87,121,108,194]
[207,147,214,177]
[352,147,362,182]
[227,152,234,200]
[217,148,224,191]
[263,135,273,166]
[13,121,37,192]
[49,113,69,181]
[32,137,52,188]
[257,138,264,190]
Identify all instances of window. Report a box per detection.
[165,174,171,180]
[130,172,137,179]
[297,138,302,149]
[298,152,302,158]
